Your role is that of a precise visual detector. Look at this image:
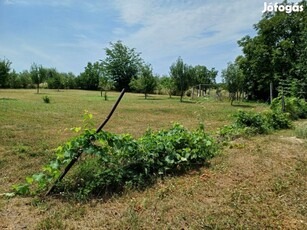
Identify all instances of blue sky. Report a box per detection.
[0,0,282,81]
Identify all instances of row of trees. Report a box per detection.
[222,0,307,101]
[169,57,217,101]
[69,41,217,101]
[0,60,77,92]
[0,41,217,101]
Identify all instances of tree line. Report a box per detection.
[0,60,77,92]
[0,41,217,100]
[222,0,307,101]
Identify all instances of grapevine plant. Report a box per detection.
[12,112,218,197]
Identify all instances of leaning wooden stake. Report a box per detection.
[45,88,126,196]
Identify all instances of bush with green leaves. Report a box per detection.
[234,110,271,134]
[264,110,292,130]
[42,95,50,103]
[216,124,247,143]
[228,109,292,138]
[271,96,307,120]
[12,114,218,198]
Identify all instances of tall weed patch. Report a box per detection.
[295,122,307,139]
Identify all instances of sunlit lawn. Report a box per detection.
[0,88,269,184]
[3,89,304,229]
[0,88,268,195]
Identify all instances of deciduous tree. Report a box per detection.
[160,75,175,98]
[0,58,11,88]
[103,41,143,91]
[222,62,244,105]
[30,63,46,94]
[99,73,114,101]
[130,64,157,99]
[77,62,101,90]
[170,57,191,102]
[192,65,217,95]
[46,68,63,91]
[237,0,307,100]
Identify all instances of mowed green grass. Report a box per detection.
[1,89,305,229]
[0,89,262,156]
[1,89,256,184]
[0,89,264,153]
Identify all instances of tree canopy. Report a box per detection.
[237,0,307,100]
[30,63,47,94]
[103,41,143,91]
[77,62,102,90]
[0,59,11,88]
[222,61,244,104]
[169,57,192,102]
[192,65,217,94]
[129,64,157,99]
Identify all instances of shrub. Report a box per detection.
[71,123,217,198]
[138,123,217,173]
[42,95,50,103]
[271,96,307,120]
[264,110,292,130]
[216,124,247,142]
[234,110,271,134]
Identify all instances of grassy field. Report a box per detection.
[0,89,306,229]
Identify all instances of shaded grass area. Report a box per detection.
[0,89,305,229]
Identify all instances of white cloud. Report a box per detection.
[112,0,263,75]
[1,0,268,78]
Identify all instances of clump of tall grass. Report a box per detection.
[42,95,50,103]
[295,122,307,139]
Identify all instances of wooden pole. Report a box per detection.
[45,88,126,196]
[96,88,125,133]
[270,82,273,104]
[191,87,194,99]
[282,93,285,112]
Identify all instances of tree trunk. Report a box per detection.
[191,87,194,99]
[104,90,108,101]
[230,92,235,105]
